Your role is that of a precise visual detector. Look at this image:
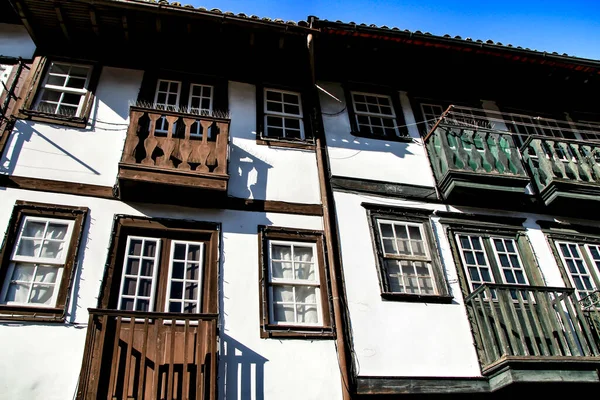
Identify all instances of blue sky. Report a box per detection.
[188,0,600,60]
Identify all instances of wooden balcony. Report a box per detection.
[581,290,600,341]
[76,309,218,400]
[117,106,230,206]
[425,112,529,204]
[521,136,600,211]
[465,284,600,389]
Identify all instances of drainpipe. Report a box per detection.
[307,32,353,400]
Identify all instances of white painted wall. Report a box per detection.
[332,190,598,378]
[228,81,321,204]
[0,24,36,59]
[318,81,436,187]
[2,67,143,186]
[0,188,341,400]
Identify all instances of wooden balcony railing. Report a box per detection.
[465,284,600,372]
[581,290,600,343]
[521,136,600,205]
[76,309,218,400]
[118,106,230,198]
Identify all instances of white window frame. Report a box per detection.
[0,216,75,308]
[263,88,305,140]
[456,233,497,293]
[350,91,400,137]
[555,241,600,299]
[420,103,445,133]
[164,240,204,314]
[489,237,530,286]
[154,79,182,133]
[376,218,438,295]
[267,240,322,326]
[117,236,161,312]
[187,84,214,138]
[35,61,93,118]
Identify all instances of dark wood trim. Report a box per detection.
[332,176,439,202]
[436,211,528,231]
[0,200,88,322]
[0,175,324,215]
[356,376,490,395]
[0,175,115,199]
[257,225,335,339]
[366,208,451,299]
[256,137,316,150]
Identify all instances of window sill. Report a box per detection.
[0,304,65,322]
[260,324,335,339]
[256,137,316,150]
[351,131,413,143]
[381,292,454,304]
[19,109,88,128]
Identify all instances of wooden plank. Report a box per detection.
[484,286,511,359]
[524,290,549,356]
[0,175,115,199]
[167,322,176,400]
[107,316,122,400]
[552,290,580,356]
[475,292,499,363]
[121,318,136,400]
[502,289,529,356]
[516,289,540,356]
[356,376,490,395]
[137,318,150,400]
[182,320,190,400]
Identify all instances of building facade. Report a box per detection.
[0,1,599,400]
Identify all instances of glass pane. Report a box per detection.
[34,266,58,283]
[382,239,397,254]
[266,115,283,127]
[45,223,68,240]
[408,226,422,240]
[460,236,471,249]
[23,221,46,238]
[62,92,83,105]
[385,260,402,292]
[266,102,283,113]
[286,118,301,130]
[129,239,142,256]
[40,240,64,259]
[12,264,35,281]
[126,258,139,275]
[137,299,150,312]
[183,302,197,313]
[272,245,292,260]
[394,224,408,239]
[173,243,186,260]
[121,298,134,311]
[396,239,411,255]
[296,305,318,323]
[47,75,66,86]
[272,286,294,302]
[411,240,426,256]
[172,262,185,279]
[419,277,435,294]
[169,301,182,313]
[66,77,86,90]
[266,90,282,101]
[295,286,317,304]
[70,66,89,78]
[57,105,77,116]
[494,239,505,252]
[138,279,152,297]
[40,89,61,101]
[294,246,314,262]
[295,263,315,281]
[170,281,183,299]
[184,282,198,300]
[123,278,137,296]
[273,304,294,323]
[284,104,300,115]
[29,284,55,305]
[187,263,200,280]
[6,282,29,303]
[140,259,154,277]
[283,93,299,104]
[143,241,157,257]
[16,238,41,257]
[188,245,201,261]
[380,223,394,237]
[469,267,481,282]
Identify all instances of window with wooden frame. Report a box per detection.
[0,201,87,322]
[97,217,218,317]
[17,56,99,127]
[443,214,544,299]
[258,226,333,338]
[367,205,451,302]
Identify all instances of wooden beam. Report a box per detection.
[121,15,129,40]
[155,16,162,33]
[54,4,70,41]
[356,376,490,395]
[89,7,100,36]
[13,0,37,43]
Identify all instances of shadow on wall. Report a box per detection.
[219,333,268,400]
[68,210,95,323]
[0,121,101,176]
[229,142,272,201]
[326,134,415,160]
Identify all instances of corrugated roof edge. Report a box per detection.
[310,16,600,69]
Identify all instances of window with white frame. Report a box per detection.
[153,79,181,133]
[420,103,445,133]
[267,240,321,325]
[263,88,304,140]
[188,84,213,137]
[0,216,74,307]
[555,241,600,299]
[455,233,529,293]
[351,92,399,137]
[116,235,206,314]
[35,62,93,117]
[376,219,437,295]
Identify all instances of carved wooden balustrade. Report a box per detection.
[581,290,600,344]
[465,284,600,373]
[117,106,230,201]
[521,136,600,207]
[76,309,218,400]
[425,120,529,202]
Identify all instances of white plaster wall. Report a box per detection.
[0,188,341,400]
[333,190,598,378]
[318,81,436,187]
[0,24,36,59]
[227,81,321,204]
[2,67,143,186]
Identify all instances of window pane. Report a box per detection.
[129,239,142,256]
[23,220,46,238]
[295,263,315,281]
[123,278,137,296]
[29,284,55,305]
[34,266,58,283]
[16,238,41,257]
[172,262,185,279]
[271,261,293,279]
[6,283,29,303]
[137,299,150,312]
[40,240,64,259]
[272,245,292,260]
[188,245,201,261]
[266,90,282,101]
[186,263,200,280]
[272,286,294,302]
[296,305,318,323]
[183,302,197,313]
[121,298,134,311]
[126,258,139,275]
[170,281,183,299]
[140,259,154,276]
[293,246,313,262]
[273,304,295,323]
[295,286,317,304]
[173,243,186,260]
[12,264,35,281]
[144,241,157,257]
[266,116,283,127]
[169,302,182,313]
[184,282,198,300]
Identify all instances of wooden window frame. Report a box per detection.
[0,201,88,322]
[344,83,410,142]
[256,83,316,150]
[365,204,452,303]
[97,216,219,316]
[16,56,101,128]
[539,221,600,301]
[258,226,334,338]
